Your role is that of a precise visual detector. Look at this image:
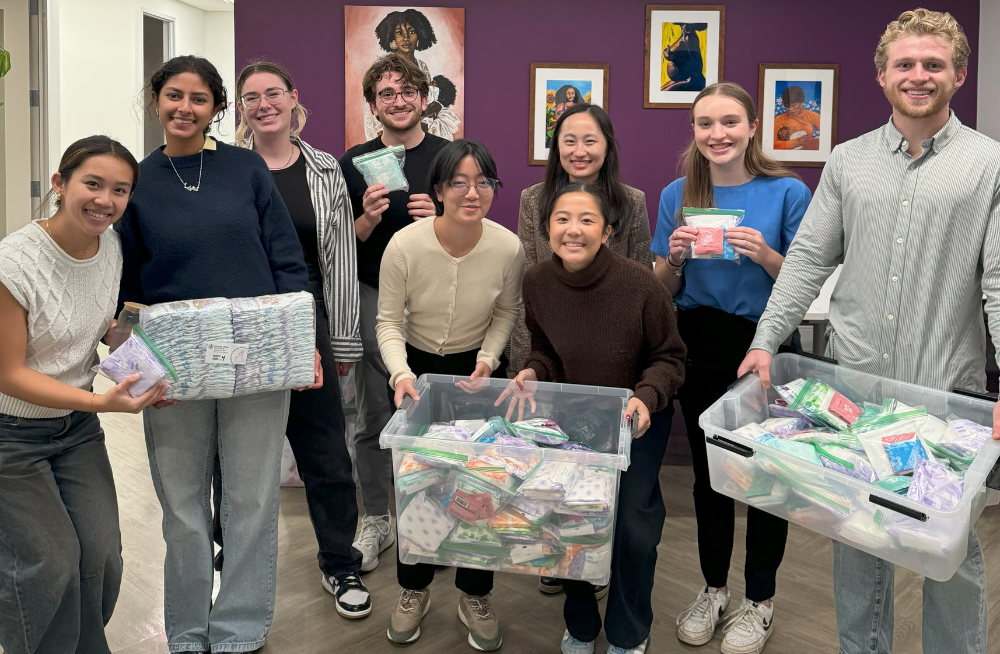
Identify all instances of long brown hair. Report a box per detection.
[679,82,799,216]
[235,60,309,147]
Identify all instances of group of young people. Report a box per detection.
[0,7,997,654]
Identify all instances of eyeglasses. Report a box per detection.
[240,89,288,109]
[447,179,498,196]
[378,87,419,104]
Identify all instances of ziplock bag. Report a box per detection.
[761,416,816,438]
[351,144,408,192]
[906,458,964,511]
[856,417,932,479]
[789,378,862,430]
[681,208,745,263]
[507,418,570,445]
[774,378,808,404]
[397,490,456,552]
[97,326,178,397]
[815,443,878,483]
[518,460,578,499]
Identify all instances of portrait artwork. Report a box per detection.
[344,6,465,149]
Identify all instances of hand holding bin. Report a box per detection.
[700,353,1000,582]
[380,374,633,585]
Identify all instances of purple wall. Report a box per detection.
[235,0,980,235]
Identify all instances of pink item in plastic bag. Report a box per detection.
[694,227,725,255]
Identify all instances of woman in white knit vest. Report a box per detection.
[0,136,166,654]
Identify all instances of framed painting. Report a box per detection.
[528,63,609,166]
[344,6,465,149]
[644,5,725,108]
[759,63,840,167]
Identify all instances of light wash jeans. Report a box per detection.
[833,529,988,654]
[143,391,290,653]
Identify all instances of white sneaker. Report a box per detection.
[561,629,595,654]
[721,598,773,654]
[607,638,649,654]
[676,586,730,646]
[353,514,394,573]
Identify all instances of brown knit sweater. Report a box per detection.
[522,246,686,413]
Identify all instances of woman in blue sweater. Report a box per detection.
[116,56,314,654]
[651,82,810,654]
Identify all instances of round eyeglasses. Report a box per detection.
[378,87,419,104]
[240,89,288,110]
[447,179,498,196]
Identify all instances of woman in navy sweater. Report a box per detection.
[116,56,314,654]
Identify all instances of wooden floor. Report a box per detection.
[18,375,1000,653]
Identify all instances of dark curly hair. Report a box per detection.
[375,9,437,52]
[432,75,457,107]
[147,55,228,136]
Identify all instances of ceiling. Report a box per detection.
[175,0,234,11]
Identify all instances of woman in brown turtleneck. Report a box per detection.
[501,181,685,654]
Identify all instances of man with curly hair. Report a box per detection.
[740,8,996,654]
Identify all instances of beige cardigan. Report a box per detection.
[509,182,653,371]
[377,217,526,388]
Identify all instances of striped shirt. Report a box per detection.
[297,139,363,361]
[750,112,1000,393]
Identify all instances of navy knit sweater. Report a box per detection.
[116,139,308,308]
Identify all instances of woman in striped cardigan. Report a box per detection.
[236,60,371,619]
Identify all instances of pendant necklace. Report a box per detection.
[166,149,204,192]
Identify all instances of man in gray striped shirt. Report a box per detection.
[739,9,998,654]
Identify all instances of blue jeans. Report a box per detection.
[0,411,122,654]
[143,391,289,653]
[833,529,988,654]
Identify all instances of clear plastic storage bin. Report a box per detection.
[379,374,633,585]
[701,353,1000,581]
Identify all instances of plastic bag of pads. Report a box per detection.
[352,144,408,192]
[788,378,862,431]
[680,208,745,263]
[97,326,178,397]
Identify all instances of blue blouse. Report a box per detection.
[651,175,811,322]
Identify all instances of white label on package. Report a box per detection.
[510,544,546,564]
[559,523,596,537]
[205,342,250,365]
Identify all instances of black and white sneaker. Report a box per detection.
[322,572,372,619]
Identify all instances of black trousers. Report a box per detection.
[214,302,362,576]
[676,305,789,602]
[563,404,673,649]
[395,343,508,596]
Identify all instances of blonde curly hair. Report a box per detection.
[874,8,970,72]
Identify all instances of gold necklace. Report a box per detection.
[43,219,96,257]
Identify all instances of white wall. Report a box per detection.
[47,0,234,181]
[0,0,33,235]
[978,0,1000,140]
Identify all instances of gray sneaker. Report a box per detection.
[458,593,502,651]
[387,588,431,644]
[354,514,394,573]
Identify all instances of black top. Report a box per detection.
[271,153,321,297]
[340,134,448,288]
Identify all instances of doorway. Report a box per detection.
[142,14,172,157]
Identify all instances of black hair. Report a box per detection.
[432,74,457,107]
[540,182,611,237]
[375,9,437,52]
[38,135,140,216]
[554,85,583,106]
[781,85,805,107]
[148,55,229,136]
[538,103,628,238]
[426,139,502,216]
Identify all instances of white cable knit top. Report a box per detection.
[0,221,122,418]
